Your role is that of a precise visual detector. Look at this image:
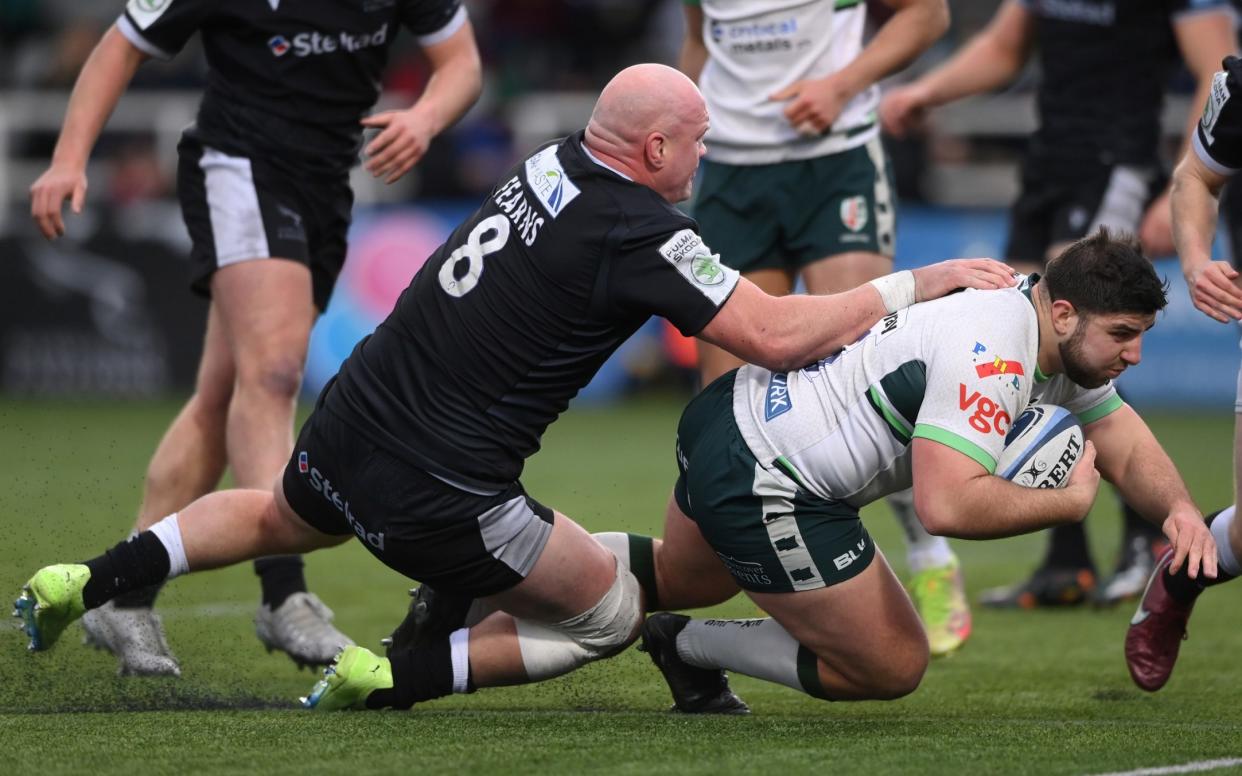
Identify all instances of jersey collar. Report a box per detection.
[580,141,634,181]
[1021,273,1052,383]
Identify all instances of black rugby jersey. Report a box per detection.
[325,132,741,490]
[1194,55,1242,174]
[117,0,463,174]
[1022,0,1230,169]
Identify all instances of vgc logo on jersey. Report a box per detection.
[268,24,389,58]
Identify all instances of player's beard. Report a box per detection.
[1058,320,1109,389]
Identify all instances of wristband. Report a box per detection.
[868,270,916,314]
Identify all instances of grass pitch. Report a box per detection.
[2,396,1241,775]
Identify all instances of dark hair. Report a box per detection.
[1043,227,1168,316]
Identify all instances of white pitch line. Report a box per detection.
[1090,758,1242,776]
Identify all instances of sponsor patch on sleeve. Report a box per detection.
[126,0,174,29]
[1202,70,1230,146]
[658,229,739,306]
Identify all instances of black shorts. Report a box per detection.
[177,135,354,311]
[1005,159,1164,266]
[281,402,555,597]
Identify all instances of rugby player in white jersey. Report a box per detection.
[632,230,1217,707]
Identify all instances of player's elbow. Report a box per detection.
[911,487,958,537]
[920,0,951,41]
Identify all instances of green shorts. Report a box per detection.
[692,135,896,274]
[672,371,875,594]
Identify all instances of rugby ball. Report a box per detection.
[997,403,1084,489]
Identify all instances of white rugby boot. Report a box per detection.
[255,592,354,669]
[82,600,182,677]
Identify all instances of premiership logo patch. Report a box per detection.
[840,196,868,233]
[268,35,291,56]
[1203,70,1230,145]
[298,451,309,473]
[524,146,580,218]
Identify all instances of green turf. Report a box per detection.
[2,397,1240,774]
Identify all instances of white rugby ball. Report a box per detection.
[997,403,1084,489]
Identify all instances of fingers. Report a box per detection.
[360,111,396,129]
[30,186,65,239]
[769,82,801,102]
[1202,528,1219,579]
[71,182,86,215]
[1166,520,1186,575]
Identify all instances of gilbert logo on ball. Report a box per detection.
[997,403,1083,489]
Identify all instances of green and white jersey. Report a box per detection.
[731,281,1124,506]
[690,0,878,164]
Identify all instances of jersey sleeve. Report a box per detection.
[117,0,210,60]
[609,226,740,336]
[1194,56,1242,176]
[911,316,1033,475]
[1034,375,1124,425]
[401,0,466,46]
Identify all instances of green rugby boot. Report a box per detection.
[14,564,90,651]
[301,645,393,711]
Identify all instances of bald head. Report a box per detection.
[586,64,706,157]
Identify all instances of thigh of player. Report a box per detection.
[785,136,897,281]
[281,404,560,600]
[1047,163,1162,258]
[177,137,351,312]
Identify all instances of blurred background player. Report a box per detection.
[881,0,1236,609]
[680,0,974,656]
[26,0,482,675]
[1126,54,1242,692]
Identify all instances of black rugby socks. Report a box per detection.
[82,532,171,610]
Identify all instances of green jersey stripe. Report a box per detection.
[1077,394,1125,425]
[912,424,998,474]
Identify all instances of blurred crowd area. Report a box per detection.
[0,0,1214,212]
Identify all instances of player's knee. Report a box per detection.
[516,568,642,681]
[237,354,304,402]
[866,642,928,700]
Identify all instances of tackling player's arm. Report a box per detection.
[679,4,708,83]
[880,0,1034,138]
[1172,56,1242,322]
[1082,405,1217,578]
[1139,7,1236,256]
[361,19,482,184]
[772,0,949,134]
[910,436,1100,539]
[29,25,149,239]
[699,258,1015,372]
[1172,148,1241,320]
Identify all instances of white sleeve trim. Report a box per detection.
[116,14,175,60]
[1193,128,1240,177]
[416,5,467,47]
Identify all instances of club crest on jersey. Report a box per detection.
[268,35,291,56]
[840,196,868,233]
[298,451,309,473]
[525,146,580,218]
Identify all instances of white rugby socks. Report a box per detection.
[676,617,828,698]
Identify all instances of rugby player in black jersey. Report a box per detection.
[1127,54,1242,691]
[880,0,1236,608]
[15,64,1014,710]
[28,0,482,674]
